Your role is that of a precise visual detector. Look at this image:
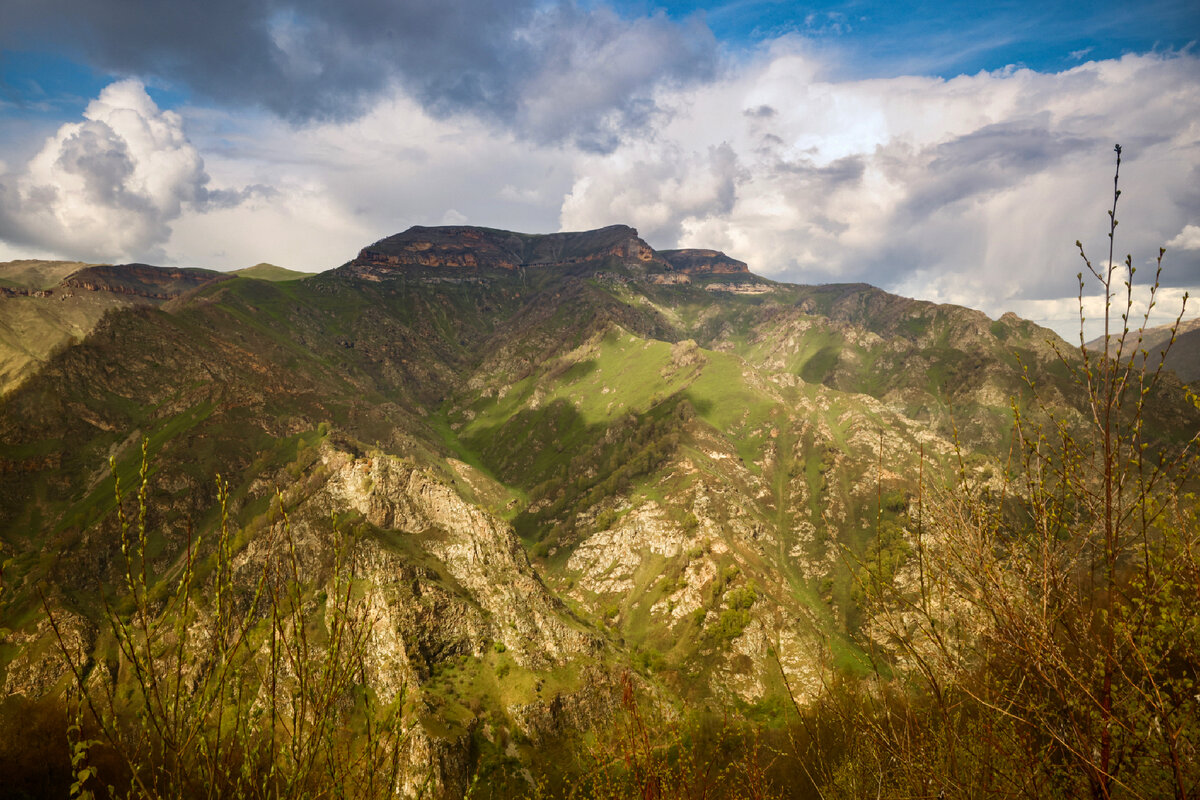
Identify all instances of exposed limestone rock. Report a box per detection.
[567,501,692,594]
[403,724,475,799]
[651,556,716,620]
[2,610,94,697]
[318,445,599,668]
[658,249,749,275]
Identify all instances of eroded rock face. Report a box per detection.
[658,249,749,275]
[345,224,664,277]
[60,264,227,299]
[568,501,692,595]
[303,446,610,797]
[2,609,95,697]
[317,445,601,669]
[1,439,613,799]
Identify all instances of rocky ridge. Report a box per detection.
[59,263,228,299]
[658,249,749,275]
[1086,315,1200,383]
[343,224,761,282]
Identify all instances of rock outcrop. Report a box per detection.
[345,224,666,278]
[60,263,227,299]
[317,445,601,669]
[658,249,749,275]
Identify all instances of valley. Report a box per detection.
[1,223,1196,798]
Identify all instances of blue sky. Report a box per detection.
[5,1,1197,128]
[640,0,1200,75]
[1,0,1197,337]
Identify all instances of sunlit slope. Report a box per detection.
[233,262,320,281]
[0,260,226,395]
[3,242,1198,791]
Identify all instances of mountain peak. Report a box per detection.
[343,224,686,280]
[344,224,664,277]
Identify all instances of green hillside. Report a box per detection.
[232,262,320,281]
[1,228,1196,798]
[0,259,95,290]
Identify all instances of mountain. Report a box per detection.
[0,260,327,397]
[0,261,231,397]
[1086,314,1200,384]
[347,224,659,275]
[1,225,1196,797]
[0,259,96,291]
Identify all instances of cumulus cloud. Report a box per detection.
[2,0,717,150]
[0,80,264,261]
[160,92,581,269]
[8,41,1196,342]
[559,48,1200,334]
[561,141,744,243]
[1167,224,1200,251]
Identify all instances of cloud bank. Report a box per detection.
[1,7,1197,337]
[2,0,717,151]
[559,47,1200,332]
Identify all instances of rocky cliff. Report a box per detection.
[344,224,667,278]
[59,263,227,299]
[658,249,749,275]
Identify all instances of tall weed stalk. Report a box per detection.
[46,441,406,799]
[835,145,1200,799]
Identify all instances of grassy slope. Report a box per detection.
[0,293,145,395]
[3,261,1198,751]
[232,263,320,281]
[0,260,94,290]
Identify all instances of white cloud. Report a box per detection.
[560,141,744,244]
[160,91,580,270]
[0,80,256,262]
[1167,224,1200,251]
[558,48,1200,335]
[4,49,1197,342]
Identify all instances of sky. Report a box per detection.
[1,1,1198,339]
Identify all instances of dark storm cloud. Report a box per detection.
[901,118,1096,219]
[743,104,776,118]
[1158,164,1200,289]
[2,0,718,149]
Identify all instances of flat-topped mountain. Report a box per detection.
[59,263,227,299]
[344,223,673,277]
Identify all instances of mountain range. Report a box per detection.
[1,223,1196,797]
